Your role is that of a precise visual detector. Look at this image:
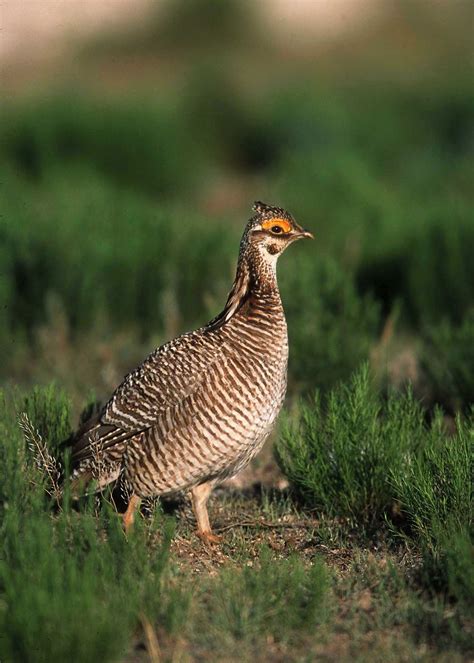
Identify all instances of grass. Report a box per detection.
[0,377,472,661]
[191,548,330,658]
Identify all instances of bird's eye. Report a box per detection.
[262,218,292,234]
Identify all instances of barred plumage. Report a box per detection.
[68,201,313,541]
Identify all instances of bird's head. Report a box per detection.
[207,201,313,328]
[244,201,313,260]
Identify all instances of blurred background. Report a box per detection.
[1,0,473,416]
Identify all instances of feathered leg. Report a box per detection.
[123,494,141,533]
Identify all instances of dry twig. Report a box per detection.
[18,411,62,502]
[140,613,162,663]
[216,518,313,533]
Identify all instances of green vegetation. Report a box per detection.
[392,412,471,553]
[277,366,472,536]
[1,508,178,663]
[282,256,380,392]
[0,162,380,395]
[1,382,472,661]
[23,384,72,449]
[421,310,474,413]
[0,384,333,662]
[276,365,422,525]
[2,72,473,400]
[192,549,330,657]
[0,170,234,340]
[392,410,473,612]
[0,94,197,198]
[1,0,473,659]
[276,364,473,653]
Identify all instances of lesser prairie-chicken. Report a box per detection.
[68,201,313,541]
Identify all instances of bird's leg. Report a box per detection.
[123,494,141,534]
[191,481,221,544]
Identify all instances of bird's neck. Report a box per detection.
[245,243,280,296]
[206,246,281,331]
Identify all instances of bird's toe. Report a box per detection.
[197,530,222,545]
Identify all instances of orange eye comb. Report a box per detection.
[261,218,292,233]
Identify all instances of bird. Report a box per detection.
[68,201,313,542]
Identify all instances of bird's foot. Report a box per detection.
[197,529,222,545]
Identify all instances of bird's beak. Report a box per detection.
[293,225,314,240]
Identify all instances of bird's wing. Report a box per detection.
[70,330,223,465]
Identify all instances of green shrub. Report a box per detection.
[397,442,473,630]
[0,389,30,517]
[272,81,474,327]
[0,386,66,518]
[0,169,380,395]
[402,204,474,326]
[391,411,472,598]
[0,169,236,347]
[0,94,198,198]
[277,365,473,611]
[391,411,471,551]
[23,384,72,450]
[180,66,281,172]
[275,365,424,525]
[281,254,379,393]
[0,507,179,663]
[356,198,474,323]
[421,309,474,412]
[1,79,473,394]
[0,384,75,515]
[278,151,474,327]
[0,385,187,663]
[442,527,474,614]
